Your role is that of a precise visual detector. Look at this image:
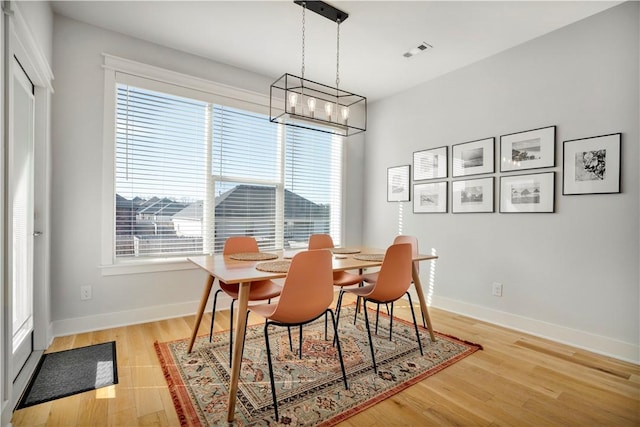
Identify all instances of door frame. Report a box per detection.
[1,1,53,422]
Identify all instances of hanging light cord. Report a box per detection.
[336,18,341,92]
[301,2,306,80]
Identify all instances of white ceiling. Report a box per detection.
[50,1,621,101]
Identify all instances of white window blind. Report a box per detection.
[211,105,281,252]
[285,126,342,248]
[115,84,208,258]
[114,81,344,260]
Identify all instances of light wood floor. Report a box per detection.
[11,294,640,426]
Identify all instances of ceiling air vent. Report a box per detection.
[403,42,433,58]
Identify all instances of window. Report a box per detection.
[112,75,343,261]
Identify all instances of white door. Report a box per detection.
[9,57,35,381]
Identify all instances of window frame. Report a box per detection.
[101,55,345,276]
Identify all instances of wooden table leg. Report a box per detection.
[187,274,215,353]
[227,281,250,422]
[412,263,436,342]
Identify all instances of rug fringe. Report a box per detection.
[435,332,484,350]
[154,341,193,427]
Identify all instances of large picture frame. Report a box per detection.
[563,133,621,195]
[500,172,555,213]
[387,165,410,202]
[413,181,447,213]
[452,137,494,177]
[452,177,494,213]
[500,125,555,172]
[413,146,447,180]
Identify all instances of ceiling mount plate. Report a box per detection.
[294,0,349,23]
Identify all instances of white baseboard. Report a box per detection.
[52,294,235,338]
[425,293,639,364]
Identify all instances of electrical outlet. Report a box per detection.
[80,285,92,301]
[492,282,503,297]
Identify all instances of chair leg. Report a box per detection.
[241,310,250,354]
[362,300,378,374]
[229,299,236,368]
[406,292,424,356]
[209,289,222,342]
[327,309,348,390]
[353,296,360,325]
[263,323,279,422]
[389,301,394,341]
[324,312,328,341]
[375,303,380,335]
[287,327,293,352]
[299,325,303,359]
[333,290,346,346]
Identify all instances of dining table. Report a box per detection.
[187,246,438,422]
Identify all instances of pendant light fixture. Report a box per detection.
[269,1,367,137]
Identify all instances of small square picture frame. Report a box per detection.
[413,181,447,213]
[387,165,410,202]
[452,137,494,177]
[563,133,621,195]
[500,172,555,213]
[500,126,555,172]
[452,177,494,213]
[413,146,448,181]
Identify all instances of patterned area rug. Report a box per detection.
[155,306,481,426]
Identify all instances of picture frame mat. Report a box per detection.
[413,146,447,180]
[500,126,555,172]
[387,165,411,202]
[452,137,494,177]
[563,133,621,195]
[452,177,494,213]
[500,172,554,213]
[413,181,447,213]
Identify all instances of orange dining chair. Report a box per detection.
[308,234,364,338]
[208,236,282,366]
[308,234,363,288]
[243,249,348,422]
[335,243,423,373]
[361,235,427,329]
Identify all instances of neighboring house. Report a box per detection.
[172,201,203,238]
[213,184,330,251]
[116,185,329,256]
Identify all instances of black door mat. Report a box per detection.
[16,341,118,409]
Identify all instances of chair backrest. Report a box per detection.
[393,235,419,275]
[223,236,259,255]
[268,250,334,323]
[308,234,334,250]
[366,243,413,303]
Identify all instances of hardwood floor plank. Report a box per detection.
[10,300,639,426]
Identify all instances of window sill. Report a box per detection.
[100,258,200,276]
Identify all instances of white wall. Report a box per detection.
[50,15,364,334]
[363,2,639,362]
[14,1,53,67]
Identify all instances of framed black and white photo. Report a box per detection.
[452,137,494,177]
[452,177,494,213]
[500,126,555,172]
[413,146,447,180]
[500,172,555,213]
[413,181,447,213]
[563,133,621,195]
[387,165,410,202]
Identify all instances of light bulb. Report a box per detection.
[288,92,298,114]
[307,97,316,117]
[341,106,349,124]
[324,102,333,121]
